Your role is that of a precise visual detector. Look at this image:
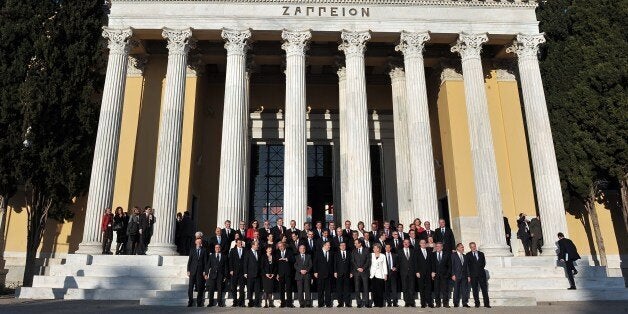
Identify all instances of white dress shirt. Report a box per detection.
[369,253,388,279]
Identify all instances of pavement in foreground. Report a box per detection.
[1,299,627,314]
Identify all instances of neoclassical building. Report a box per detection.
[2,0,627,287]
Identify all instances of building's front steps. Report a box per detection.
[16,254,628,306]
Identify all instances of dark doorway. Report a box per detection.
[307,145,334,223]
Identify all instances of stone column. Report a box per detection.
[149,28,195,255]
[242,68,252,221]
[337,67,349,222]
[396,32,439,225]
[507,33,569,252]
[451,33,510,256]
[281,30,311,228]
[388,67,413,225]
[216,29,251,227]
[77,27,133,254]
[339,31,374,225]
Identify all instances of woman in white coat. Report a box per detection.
[369,243,388,307]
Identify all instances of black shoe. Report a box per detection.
[475,304,481,308]
[337,304,344,308]
[444,304,451,308]
[463,304,471,308]
[187,302,193,307]
[207,303,214,307]
[263,305,269,308]
[485,305,492,308]
[573,270,579,276]
[218,304,225,307]
[357,304,363,308]
[393,303,399,307]
[421,305,427,308]
[436,304,441,308]
[568,286,577,290]
[300,305,305,308]
[288,304,295,308]
[270,303,275,308]
[454,304,459,307]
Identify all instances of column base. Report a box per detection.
[146,243,178,256]
[541,243,559,256]
[76,241,104,255]
[481,244,513,257]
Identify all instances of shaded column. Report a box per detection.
[216,29,251,226]
[339,31,374,225]
[507,33,569,251]
[451,33,510,256]
[78,27,134,254]
[150,28,195,255]
[281,30,312,228]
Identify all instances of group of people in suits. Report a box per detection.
[101,206,156,255]
[186,217,492,308]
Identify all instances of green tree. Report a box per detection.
[538,0,628,265]
[0,0,106,286]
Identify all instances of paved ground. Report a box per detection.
[1,298,627,314]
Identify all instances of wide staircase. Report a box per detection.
[17,254,627,306]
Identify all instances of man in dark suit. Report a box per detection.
[376,232,390,249]
[300,231,317,255]
[557,233,581,290]
[503,217,512,252]
[315,229,332,249]
[209,227,229,254]
[467,242,490,307]
[138,206,156,254]
[313,241,334,307]
[421,221,434,241]
[408,230,418,249]
[334,242,352,307]
[396,223,407,241]
[332,227,346,252]
[351,239,371,308]
[287,219,301,240]
[289,233,301,255]
[294,244,313,308]
[369,221,379,240]
[235,220,247,240]
[206,244,228,307]
[384,243,399,307]
[221,220,235,245]
[434,219,455,252]
[431,242,452,307]
[181,211,194,255]
[228,239,246,307]
[390,231,403,253]
[275,242,294,307]
[243,241,262,307]
[187,238,208,307]
[451,243,470,307]
[342,220,353,238]
[398,239,419,307]
[272,218,288,242]
[517,213,532,256]
[529,216,543,256]
[259,220,272,242]
[313,221,326,239]
[417,239,433,308]
[362,232,373,252]
[300,222,312,239]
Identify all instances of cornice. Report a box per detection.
[111,0,538,9]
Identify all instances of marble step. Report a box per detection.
[140,296,536,307]
[488,277,625,290]
[493,288,628,301]
[505,256,592,267]
[47,264,186,278]
[31,275,187,289]
[64,288,159,300]
[486,265,607,278]
[89,254,162,266]
[16,287,67,299]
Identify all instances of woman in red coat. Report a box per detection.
[246,220,259,240]
[101,208,114,254]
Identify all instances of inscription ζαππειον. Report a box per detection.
[282,6,370,17]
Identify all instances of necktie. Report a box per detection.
[325,251,328,261]
[342,251,345,260]
[197,248,200,259]
[254,251,257,260]
[218,253,221,262]
[238,248,242,258]
[339,236,343,243]
[438,252,442,262]
[441,228,445,234]
[323,237,327,242]
[359,248,362,255]
[474,252,478,260]
[301,254,305,262]
[422,249,426,259]
[395,239,398,247]
[309,239,313,248]
[387,253,392,269]
[405,249,409,259]
[282,251,285,259]
[226,229,230,237]
[218,236,221,244]
[459,253,463,264]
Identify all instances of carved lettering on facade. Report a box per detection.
[282,6,370,17]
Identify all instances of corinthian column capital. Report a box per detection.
[127,54,148,77]
[451,32,488,61]
[102,27,134,55]
[506,33,546,60]
[162,28,195,55]
[339,30,371,57]
[395,31,430,58]
[222,29,251,56]
[281,30,312,56]
[388,67,406,83]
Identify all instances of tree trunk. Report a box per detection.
[22,188,50,287]
[586,187,607,267]
[620,174,628,233]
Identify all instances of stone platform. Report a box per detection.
[16,254,628,306]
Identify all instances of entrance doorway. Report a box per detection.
[307,145,334,223]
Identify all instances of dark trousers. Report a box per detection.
[296,276,311,306]
[231,274,246,306]
[433,275,449,306]
[188,271,206,306]
[400,274,416,306]
[531,237,542,256]
[207,276,224,306]
[418,274,433,306]
[371,278,385,307]
[102,228,113,253]
[470,276,489,306]
[354,272,369,306]
[385,271,398,305]
[127,234,140,255]
[565,260,577,288]
[246,276,262,306]
[521,237,532,256]
[453,278,469,306]
[278,275,293,305]
[317,277,332,307]
[335,274,351,306]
